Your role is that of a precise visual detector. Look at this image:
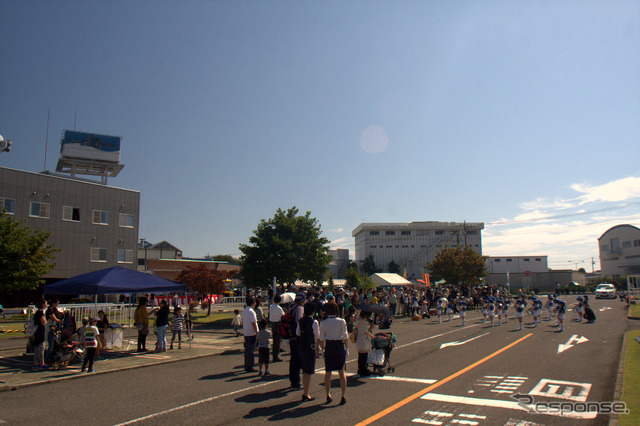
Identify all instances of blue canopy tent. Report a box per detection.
[44,267,186,351]
[44,266,186,295]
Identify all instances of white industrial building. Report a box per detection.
[486,256,549,274]
[352,221,484,280]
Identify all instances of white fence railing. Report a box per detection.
[28,303,136,327]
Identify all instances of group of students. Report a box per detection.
[240,293,351,405]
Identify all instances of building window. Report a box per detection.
[92,210,109,225]
[622,241,632,249]
[1,197,16,214]
[117,249,134,263]
[386,231,395,235]
[30,201,50,218]
[119,213,135,228]
[401,231,411,236]
[435,231,444,235]
[535,258,541,262]
[524,258,530,262]
[369,231,379,236]
[506,258,513,262]
[634,240,640,247]
[62,206,81,222]
[138,258,146,267]
[90,247,107,262]
[494,259,501,262]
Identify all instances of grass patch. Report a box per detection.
[620,329,640,426]
[628,303,640,319]
[191,312,235,327]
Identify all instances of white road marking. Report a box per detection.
[424,411,453,417]
[528,379,591,402]
[439,333,489,350]
[459,414,486,419]
[113,380,277,425]
[420,393,597,419]
[557,334,589,354]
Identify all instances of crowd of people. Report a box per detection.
[234,283,596,401]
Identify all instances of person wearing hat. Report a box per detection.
[289,292,306,390]
[81,317,101,373]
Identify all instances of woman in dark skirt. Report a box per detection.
[319,301,349,405]
[297,302,319,401]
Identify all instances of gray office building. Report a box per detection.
[1,166,140,280]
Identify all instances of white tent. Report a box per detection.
[370,273,412,287]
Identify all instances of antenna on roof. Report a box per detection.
[43,108,50,171]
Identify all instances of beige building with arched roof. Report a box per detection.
[598,224,640,279]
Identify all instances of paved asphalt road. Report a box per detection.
[0,297,635,426]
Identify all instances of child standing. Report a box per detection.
[184,309,193,341]
[514,298,525,331]
[76,317,89,363]
[256,319,272,376]
[231,309,242,336]
[457,298,467,326]
[170,307,184,350]
[81,317,101,373]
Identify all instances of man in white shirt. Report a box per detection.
[241,296,259,372]
[269,294,285,362]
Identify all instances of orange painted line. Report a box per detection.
[355,333,533,426]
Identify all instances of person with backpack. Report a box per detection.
[288,292,306,390]
[297,301,319,401]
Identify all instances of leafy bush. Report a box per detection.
[188,301,199,313]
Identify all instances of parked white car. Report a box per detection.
[595,283,617,299]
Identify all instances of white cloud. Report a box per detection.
[572,177,640,204]
[484,176,640,271]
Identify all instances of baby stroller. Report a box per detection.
[50,328,82,370]
[368,332,396,376]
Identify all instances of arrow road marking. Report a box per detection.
[439,333,489,350]
[599,307,612,312]
[557,334,589,354]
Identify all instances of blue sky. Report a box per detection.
[1,1,639,271]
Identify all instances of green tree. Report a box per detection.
[327,273,335,293]
[427,247,487,288]
[388,259,400,274]
[360,253,379,276]
[239,207,331,289]
[175,264,235,316]
[0,212,58,294]
[344,267,377,292]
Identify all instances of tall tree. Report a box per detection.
[0,212,58,294]
[345,267,377,292]
[175,264,235,316]
[360,253,379,276]
[427,247,487,288]
[388,259,400,274]
[239,207,331,289]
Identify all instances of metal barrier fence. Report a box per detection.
[212,296,246,311]
[27,303,136,327]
